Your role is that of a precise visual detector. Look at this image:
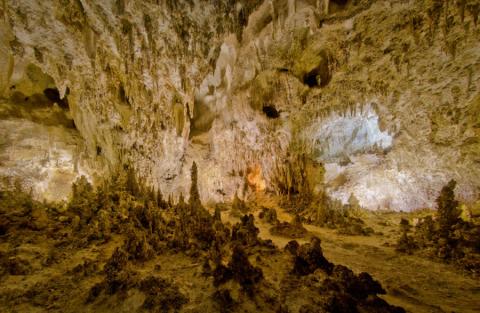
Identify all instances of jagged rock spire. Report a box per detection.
[189,161,201,206]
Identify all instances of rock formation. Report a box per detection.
[1,1,480,312]
[0,162,409,312]
[0,0,478,211]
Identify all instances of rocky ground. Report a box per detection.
[248,196,480,313]
[0,165,479,313]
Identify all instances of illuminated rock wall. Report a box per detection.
[1,0,479,209]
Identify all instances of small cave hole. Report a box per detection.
[0,224,7,236]
[262,105,280,119]
[96,146,102,156]
[303,71,319,87]
[43,88,69,109]
[303,69,324,88]
[118,84,130,106]
[332,0,349,4]
[43,88,60,102]
[303,65,331,88]
[329,0,350,13]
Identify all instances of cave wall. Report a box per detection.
[1,0,479,210]
[191,0,480,210]
[0,60,91,201]
[0,0,263,199]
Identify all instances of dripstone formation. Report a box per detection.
[0,163,406,312]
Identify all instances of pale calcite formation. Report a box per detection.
[1,0,479,210]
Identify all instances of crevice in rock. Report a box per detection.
[118,84,129,106]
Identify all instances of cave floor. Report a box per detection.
[221,195,480,313]
[1,197,479,313]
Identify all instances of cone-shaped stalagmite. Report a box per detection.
[189,161,201,206]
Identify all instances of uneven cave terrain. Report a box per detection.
[1,0,480,312]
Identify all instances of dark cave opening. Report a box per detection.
[118,84,131,106]
[303,64,332,88]
[119,85,127,102]
[303,71,320,87]
[332,0,349,5]
[329,0,351,13]
[262,105,280,119]
[43,88,69,109]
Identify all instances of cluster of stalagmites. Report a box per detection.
[259,207,308,239]
[395,180,480,275]
[0,162,405,312]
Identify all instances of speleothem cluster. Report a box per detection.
[396,180,480,275]
[0,163,406,312]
